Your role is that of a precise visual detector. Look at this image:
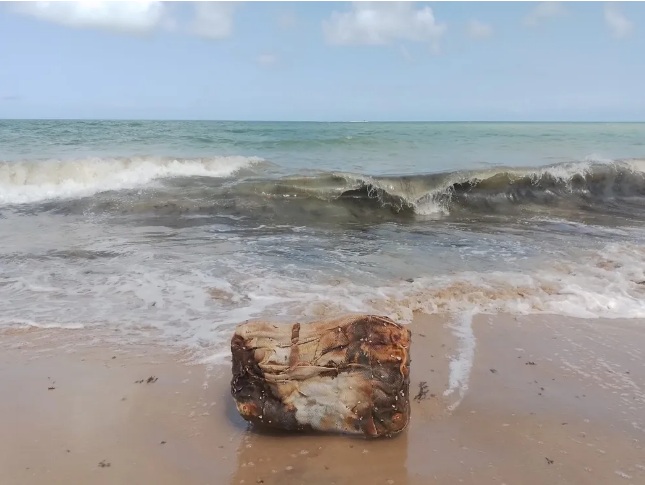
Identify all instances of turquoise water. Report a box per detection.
[3,120,645,174]
[1,120,644,359]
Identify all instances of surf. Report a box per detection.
[0,155,266,205]
[2,157,645,224]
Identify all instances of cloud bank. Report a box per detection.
[10,2,636,48]
[13,1,168,35]
[323,2,446,47]
[12,1,237,39]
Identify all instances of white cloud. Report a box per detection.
[604,4,633,39]
[467,19,493,40]
[191,2,235,40]
[13,1,167,35]
[524,2,566,27]
[256,53,278,67]
[322,2,446,47]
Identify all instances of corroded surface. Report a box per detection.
[231,314,411,438]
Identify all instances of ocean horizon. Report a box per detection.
[4,118,645,122]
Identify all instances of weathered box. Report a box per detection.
[231,314,411,438]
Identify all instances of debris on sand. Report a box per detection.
[414,381,429,401]
[231,315,411,438]
[134,376,158,384]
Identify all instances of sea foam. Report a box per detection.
[0,156,263,205]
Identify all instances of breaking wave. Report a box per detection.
[278,158,645,216]
[2,157,645,221]
[0,155,265,205]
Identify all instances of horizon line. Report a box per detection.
[2,118,645,123]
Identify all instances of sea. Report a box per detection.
[1,120,644,361]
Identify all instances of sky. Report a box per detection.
[0,1,643,121]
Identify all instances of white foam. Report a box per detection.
[614,470,632,480]
[625,158,645,173]
[412,195,447,216]
[443,312,476,411]
[2,206,644,364]
[530,160,594,183]
[198,351,232,366]
[584,153,616,164]
[4,319,85,330]
[238,241,645,329]
[0,155,263,205]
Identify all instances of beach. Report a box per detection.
[1,120,644,483]
[2,312,643,485]
[3,2,645,482]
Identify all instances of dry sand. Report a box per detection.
[1,313,644,485]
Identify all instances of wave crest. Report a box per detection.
[2,158,645,222]
[0,156,265,205]
[247,159,645,217]
[340,159,645,215]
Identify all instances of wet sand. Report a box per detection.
[1,313,644,484]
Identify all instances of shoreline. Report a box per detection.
[1,313,644,484]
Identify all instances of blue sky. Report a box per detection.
[0,1,643,121]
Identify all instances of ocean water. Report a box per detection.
[1,120,644,360]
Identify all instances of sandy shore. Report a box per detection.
[1,313,644,484]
